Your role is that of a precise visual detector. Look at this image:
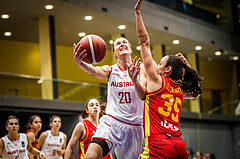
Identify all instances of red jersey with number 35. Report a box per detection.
[144,76,183,137]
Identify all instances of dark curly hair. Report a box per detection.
[165,55,203,98]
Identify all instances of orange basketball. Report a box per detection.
[79,34,107,64]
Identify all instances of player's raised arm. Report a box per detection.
[73,42,111,80]
[134,0,159,81]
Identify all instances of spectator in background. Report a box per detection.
[26,115,42,159]
[203,153,210,159]
[38,115,67,159]
[193,151,203,159]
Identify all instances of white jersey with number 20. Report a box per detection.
[106,64,144,125]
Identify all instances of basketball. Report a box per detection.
[79,34,107,64]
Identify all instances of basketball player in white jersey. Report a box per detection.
[73,37,147,159]
[0,115,45,159]
[38,115,67,159]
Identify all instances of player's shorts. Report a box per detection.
[92,114,144,159]
[141,134,188,159]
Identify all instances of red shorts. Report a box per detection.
[141,134,188,159]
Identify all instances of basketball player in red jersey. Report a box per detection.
[64,98,111,159]
[26,115,42,159]
[130,0,204,158]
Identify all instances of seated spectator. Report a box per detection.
[193,151,202,159]
[203,153,210,159]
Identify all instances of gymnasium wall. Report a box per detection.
[0,39,237,111]
[199,60,237,114]
[0,40,40,76]
[181,119,234,159]
[0,39,141,82]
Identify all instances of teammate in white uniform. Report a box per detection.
[39,115,67,159]
[0,115,45,159]
[1,133,28,159]
[73,37,147,159]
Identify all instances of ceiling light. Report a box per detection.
[136,46,141,50]
[84,16,92,21]
[173,40,180,44]
[109,40,113,44]
[78,32,86,37]
[233,56,239,61]
[45,5,54,10]
[118,25,126,30]
[1,14,9,19]
[216,14,221,19]
[215,51,221,56]
[4,32,12,37]
[195,46,202,51]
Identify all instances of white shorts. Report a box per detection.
[92,115,144,159]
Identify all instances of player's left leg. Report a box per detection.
[85,142,104,159]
